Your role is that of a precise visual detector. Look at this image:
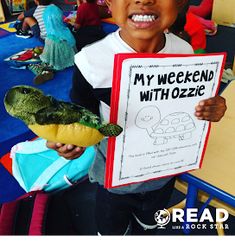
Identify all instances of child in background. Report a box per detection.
[185,11,207,52]
[15,0,52,40]
[28,5,76,84]
[47,0,227,235]
[14,1,37,38]
[73,0,106,51]
[74,0,100,30]
[170,1,207,53]
[188,0,217,35]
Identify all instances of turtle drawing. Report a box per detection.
[4,85,123,147]
[135,106,196,145]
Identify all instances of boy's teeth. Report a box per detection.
[132,15,156,22]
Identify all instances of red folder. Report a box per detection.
[105,53,226,189]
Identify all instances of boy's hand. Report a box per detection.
[46,141,86,160]
[195,96,227,122]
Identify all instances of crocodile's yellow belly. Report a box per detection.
[29,123,104,147]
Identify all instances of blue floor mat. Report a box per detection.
[0,163,25,203]
[0,34,73,156]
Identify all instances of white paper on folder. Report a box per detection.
[108,54,224,188]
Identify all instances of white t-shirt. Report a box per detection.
[75,30,194,122]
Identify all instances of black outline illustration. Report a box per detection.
[135,106,196,145]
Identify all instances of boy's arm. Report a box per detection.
[70,65,100,116]
[47,65,100,160]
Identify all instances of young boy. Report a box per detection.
[47,0,227,235]
[15,0,52,40]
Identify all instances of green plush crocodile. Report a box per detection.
[4,85,122,147]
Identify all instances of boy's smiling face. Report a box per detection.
[105,0,187,52]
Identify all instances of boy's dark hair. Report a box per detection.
[170,2,190,34]
[86,0,96,3]
[170,2,191,43]
[38,0,52,5]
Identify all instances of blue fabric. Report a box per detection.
[101,22,118,35]
[12,139,96,192]
[0,163,26,203]
[0,29,11,38]
[43,5,75,47]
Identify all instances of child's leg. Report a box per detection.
[131,178,176,235]
[15,8,37,34]
[31,24,40,38]
[95,185,132,235]
[17,12,25,21]
[17,7,36,21]
[22,17,37,31]
[28,63,54,85]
